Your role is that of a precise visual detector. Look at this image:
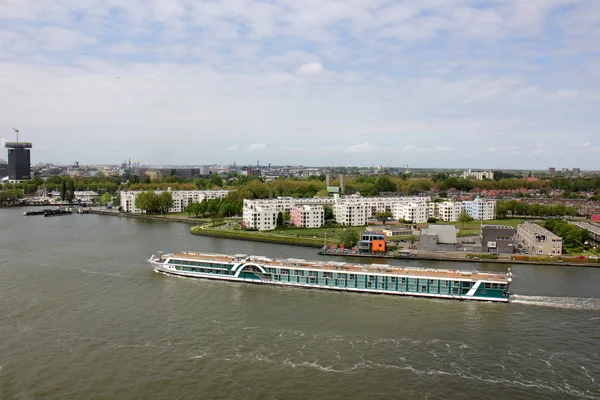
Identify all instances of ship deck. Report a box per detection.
[167,252,509,282]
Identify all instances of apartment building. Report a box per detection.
[120,189,230,213]
[243,205,278,230]
[432,201,465,222]
[517,222,563,256]
[462,169,495,180]
[290,205,325,228]
[464,198,496,220]
[393,202,429,223]
[334,202,367,226]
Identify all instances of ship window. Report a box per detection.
[369,275,375,281]
[349,274,355,280]
[492,283,499,289]
[401,278,406,283]
[421,286,427,292]
[309,277,316,284]
[296,270,304,276]
[367,282,373,288]
[484,283,491,289]
[390,277,396,282]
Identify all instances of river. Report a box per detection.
[0,208,598,399]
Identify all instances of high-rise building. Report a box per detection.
[572,168,581,175]
[5,142,32,181]
[548,167,555,174]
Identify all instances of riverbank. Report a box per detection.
[89,209,209,224]
[189,226,323,247]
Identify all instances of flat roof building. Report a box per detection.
[517,222,562,256]
[5,141,32,182]
[481,224,516,254]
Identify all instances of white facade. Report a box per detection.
[120,189,230,213]
[464,198,496,221]
[334,202,367,226]
[243,205,278,230]
[290,205,325,228]
[432,201,465,222]
[393,202,429,223]
[462,170,495,180]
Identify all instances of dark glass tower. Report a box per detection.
[5,142,32,181]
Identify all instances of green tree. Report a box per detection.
[99,192,111,205]
[339,229,360,247]
[135,191,160,214]
[276,212,284,227]
[158,192,174,214]
[282,211,291,222]
[373,176,397,194]
[209,173,223,187]
[324,205,334,222]
[375,211,393,221]
[60,180,67,201]
[458,210,474,227]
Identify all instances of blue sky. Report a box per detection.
[1,0,599,169]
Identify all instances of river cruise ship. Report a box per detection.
[148,252,513,302]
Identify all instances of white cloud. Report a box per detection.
[247,143,267,152]
[296,62,326,76]
[0,0,598,168]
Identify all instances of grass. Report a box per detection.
[189,224,367,246]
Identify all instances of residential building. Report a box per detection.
[433,201,465,222]
[243,205,278,230]
[393,202,429,223]
[290,205,325,228]
[120,189,230,213]
[548,167,556,174]
[572,168,581,175]
[464,197,496,220]
[357,231,386,253]
[517,222,563,256]
[462,169,494,180]
[481,225,516,254]
[334,202,367,226]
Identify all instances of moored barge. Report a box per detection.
[148,252,513,302]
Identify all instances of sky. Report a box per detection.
[1,0,599,169]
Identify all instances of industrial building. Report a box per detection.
[481,225,516,254]
[419,225,458,251]
[517,222,563,256]
[357,231,386,254]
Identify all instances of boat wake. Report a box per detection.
[511,295,600,311]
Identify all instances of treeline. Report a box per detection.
[544,220,590,252]
[134,191,174,214]
[184,197,243,218]
[2,175,120,194]
[496,200,578,218]
[0,189,24,205]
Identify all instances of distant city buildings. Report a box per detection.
[548,167,556,174]
[462,169,494,180]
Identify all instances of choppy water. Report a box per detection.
[0,208,599,399]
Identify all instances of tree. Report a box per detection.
[458,210,474,227]
[99,192,111,205]
[282,211,291,222]
[60,180,67,201]
[135,191,160,214]
[158,192,173,214]
[324,206,334,222]
[375,211,393,221]
[373,176,397,194]
[276,212,284,227]
[339,229,360,247]
[209,173,223,188]
[66,179,75,202]
[496,201,508,218]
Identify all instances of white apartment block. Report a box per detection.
[393,202,429,223]
[334,202,367,226]
[120,189,230,213]
[431,201,465,222]
[462,169,495,180]
[464,198,496,221]
[244,197,334,214]
[243,206,278,231]
[290,205,325,228]
[517,222,563,256]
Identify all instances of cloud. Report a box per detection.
[0,0,598,168]
[247,143,267,152]
[296,62,326,76]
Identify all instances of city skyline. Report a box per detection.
[1,0,599,169]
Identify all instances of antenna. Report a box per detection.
[13,128,19,143]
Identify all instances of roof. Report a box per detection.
[482,224,515,230]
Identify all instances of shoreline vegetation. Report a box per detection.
[86,210,600,267]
